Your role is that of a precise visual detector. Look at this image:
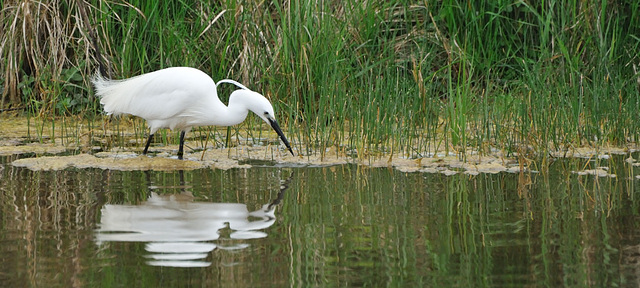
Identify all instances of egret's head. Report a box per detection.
[236,90,294,156]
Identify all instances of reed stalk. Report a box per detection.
[0,0,637,159]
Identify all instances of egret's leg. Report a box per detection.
[143,134,154,155]
[177,131,186,160]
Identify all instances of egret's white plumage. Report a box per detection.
[92,67,293,159]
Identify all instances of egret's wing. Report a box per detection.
[123,78,195,120]
[93,68,216,120]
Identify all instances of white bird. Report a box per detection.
[92,67,294,159]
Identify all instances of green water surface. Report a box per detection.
[1,155,639,287]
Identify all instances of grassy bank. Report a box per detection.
[1,0,639,159]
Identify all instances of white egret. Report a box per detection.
[92,67,294,159]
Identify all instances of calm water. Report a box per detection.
[1,155,640,287]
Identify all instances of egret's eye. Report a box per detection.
[264,112,270,116]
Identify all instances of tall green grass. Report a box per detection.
[1,0,638,160]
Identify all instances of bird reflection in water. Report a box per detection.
[95,172,292,268]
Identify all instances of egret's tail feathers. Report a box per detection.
[91,73,144,116]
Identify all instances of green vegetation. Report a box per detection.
[1,0,639,159]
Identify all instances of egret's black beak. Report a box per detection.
[268,118,294,156]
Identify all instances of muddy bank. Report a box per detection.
[8,144,633,178]
[1,115,637,175]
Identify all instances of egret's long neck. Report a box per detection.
[203,92,249,126]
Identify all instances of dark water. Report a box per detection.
[1,155,640,287]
